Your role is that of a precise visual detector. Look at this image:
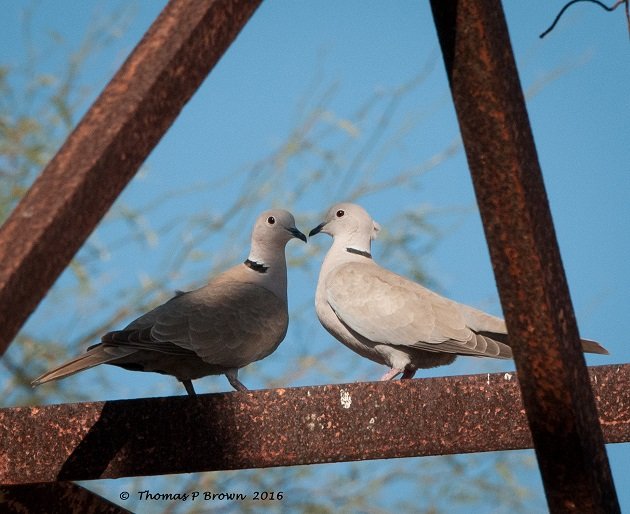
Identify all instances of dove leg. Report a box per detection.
[182,380,197,397]
[401,369,416,380]
[225,369,249,392]
[380,368,404,381]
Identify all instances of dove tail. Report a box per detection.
[580,338,609,355]
[472,333,513,359]
[32,345,135,386]
[476,332,608,357]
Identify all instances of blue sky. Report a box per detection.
[2,1,629,512]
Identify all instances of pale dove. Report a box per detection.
[33,209,306,395]
[309,203,608,381]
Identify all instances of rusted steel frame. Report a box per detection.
[1,365,628,485]
[429,1,619,512]
[0,0,262,355]
[1,482,131,513]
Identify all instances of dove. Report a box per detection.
[33,209,307,396]
[309,203,608,381]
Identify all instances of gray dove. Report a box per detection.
[309,203,608,381]
[33,209,307,395]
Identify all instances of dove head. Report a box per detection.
[248,209,306,268]
[244,209,305,300]
[309,203,380,255]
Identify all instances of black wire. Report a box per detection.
[540,0,620,38]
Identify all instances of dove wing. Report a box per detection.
[106,281,288,368]
[326,262,511,358]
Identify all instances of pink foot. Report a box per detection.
[380,368,404,381]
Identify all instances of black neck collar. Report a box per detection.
[346,247,372,259]
[244,259,268,273]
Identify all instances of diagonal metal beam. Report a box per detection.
[0,0,262,355]
[1,365,628,485]
[1,482,131,513]
[429,1,620,512]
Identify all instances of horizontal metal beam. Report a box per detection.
[0,0,262,355]
[429,1,620,512]
[1,364,628,485]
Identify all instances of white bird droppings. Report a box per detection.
[305,413,316,431]
[504,372,513,381]
[340,389,352,409]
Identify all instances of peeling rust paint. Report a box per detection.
[0,365,627,485]
[430,1,620,512]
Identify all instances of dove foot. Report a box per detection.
[182,380,197,397]
[226,369,249,392]
[380,368,404,381]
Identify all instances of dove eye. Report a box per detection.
[267,216,276,225]
[336,210,345,218]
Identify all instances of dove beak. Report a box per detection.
[309,222,327,237]
[288,226,307,243]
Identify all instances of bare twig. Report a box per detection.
[540,0,627,38]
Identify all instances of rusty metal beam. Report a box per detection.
[1,365,628,485]
[1,482,131,513]
[429,1,620,512]
[0,0,262,356]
